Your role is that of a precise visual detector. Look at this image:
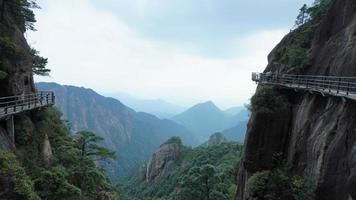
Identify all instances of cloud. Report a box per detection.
[28,0,287,108]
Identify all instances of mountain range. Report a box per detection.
[36,82,248,179]
[171,101,248,142]
[36,82,199,180]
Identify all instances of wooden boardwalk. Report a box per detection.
[252,73,356,100]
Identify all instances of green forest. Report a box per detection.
[122,138,243,200]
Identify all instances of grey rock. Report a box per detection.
[146,142,181,185]
[236,0,356,199]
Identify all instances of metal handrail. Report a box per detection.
[0,91,55,119]
[252,72,356,99]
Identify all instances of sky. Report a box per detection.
[28,0,314,109]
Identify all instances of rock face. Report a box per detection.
[0,0,35,97]
[0,126,13,151]
[236,1,356,200]
[0,0,39,152]
[146,140,182,185]
[42,133,53,166]
[0,1,55,197]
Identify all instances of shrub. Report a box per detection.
[34,166,81,200]
[161,136,183,147]
[280,48,309,68]
[309,0,334,20]
[0,151,40,200]
[249,86,289,114]
[0,37,20,58]
[0,70,8,80]
[273,0,334,70]
[247,169,315,200]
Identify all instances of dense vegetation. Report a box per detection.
[272,0,334,70]
[249,86,290,114]
[0,108,118,199]
[123,139,243,200]
[246,168,315,200]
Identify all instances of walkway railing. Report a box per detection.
[0,91,55,119]
[252,72,356,100]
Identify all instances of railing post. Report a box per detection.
[6,115,15,145]
[52,92,55,105]
[14,98,17,113]
[337,78,341,94]
[322,77,325,91]
[40,92,43,105]
[347,82,350,95]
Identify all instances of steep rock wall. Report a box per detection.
[0,0,37,151]
[236,0,356,200]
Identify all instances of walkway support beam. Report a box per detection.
[6,115,14,144]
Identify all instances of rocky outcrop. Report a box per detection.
[236,1,356,200]
[205,132,228,146]
[146,139,182,185]
[42,133,53,166]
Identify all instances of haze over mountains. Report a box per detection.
[171,101,249,142]
[106,93,185,119]
[36,82,199,180]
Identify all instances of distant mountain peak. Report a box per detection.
[188,101,221,112]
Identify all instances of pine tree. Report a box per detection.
[295,4,310,28]
[30,48,51,76]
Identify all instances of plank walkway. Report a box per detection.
[252,73,356,100]
[0,91,55,120]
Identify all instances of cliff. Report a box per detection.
[0,0,36,152]
[236,0,356,200]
